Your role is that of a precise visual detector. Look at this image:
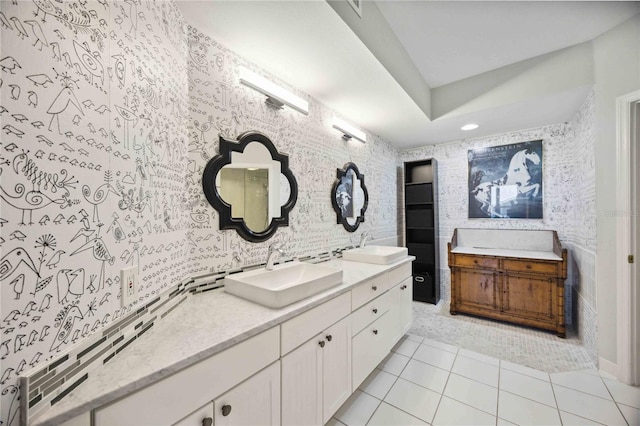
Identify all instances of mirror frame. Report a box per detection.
[331,162,369,232]
[202,131,298,242]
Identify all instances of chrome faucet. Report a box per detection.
[359,232,370,248]
[266,243,285,271]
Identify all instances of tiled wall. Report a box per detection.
[0,1,401,423]
[401,92,597,362]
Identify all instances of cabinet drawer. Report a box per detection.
[351,290,394,336]
[387,262,412,286]
[453,254,498,269]
[351,274,389,310]
[281,292,350,356]
[94,327,280,426]
[352,312,395,389]
[503,259,558,275]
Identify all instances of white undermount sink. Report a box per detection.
[342,245,408,265]
[224,262,343,308]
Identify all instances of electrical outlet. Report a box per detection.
[120,265,138,307]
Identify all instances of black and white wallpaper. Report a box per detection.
[0,1,401,422]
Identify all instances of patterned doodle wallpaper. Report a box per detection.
[0,1,402,423]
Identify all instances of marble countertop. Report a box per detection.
[451,246,562,261]
[35,256,414,426]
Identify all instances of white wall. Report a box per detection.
[592,14,640,366]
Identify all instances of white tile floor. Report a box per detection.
[331,335,640,426]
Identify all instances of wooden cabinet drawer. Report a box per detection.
[453,254,499,269]
[351,289,394,336]
[351,274,389,310]
[503,259,558,275]
[281,292,350,356]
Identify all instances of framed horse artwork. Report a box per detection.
[468,140,543,219]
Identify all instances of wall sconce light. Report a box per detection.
[239,67,309,115]
[332,117,367,143]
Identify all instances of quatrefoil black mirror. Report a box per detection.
[202,131,298,242]
[331,162,368,232]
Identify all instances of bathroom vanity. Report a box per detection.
[448,228,567,337]
[35,256,413,426]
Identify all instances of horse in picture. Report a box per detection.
[470,148,541,217]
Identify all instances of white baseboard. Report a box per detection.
[598,356,618,379]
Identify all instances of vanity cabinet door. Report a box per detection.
[322,316,352,423]
[173,404,214,426]
[453,268,499,313]
[213,361,281,426]
[502,273,557,325]
[281,334,323,426]
[397,277,413,335]
[281,316,352,426]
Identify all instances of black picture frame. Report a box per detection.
[331,162,368,232]
[202,131,298,242]
[468,140,543,219]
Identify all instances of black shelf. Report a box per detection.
[404,159,439,305]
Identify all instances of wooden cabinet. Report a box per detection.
[281,316,351,426]
[448,229,567,337]
[403,159,439,304]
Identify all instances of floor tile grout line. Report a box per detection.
[557,409,608,426]
[552,381,615,401]
[599,373,633,425]
[429,346,460,424]
[549,368,562,425]
[496,359,502,425]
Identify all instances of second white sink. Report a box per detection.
[224,262,343,308]
[342,245,408,265]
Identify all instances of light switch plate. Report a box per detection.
[120,265,138,307]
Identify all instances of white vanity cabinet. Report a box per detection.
[281,293,352,426]
[173,361,280,426]
[395,277,413,335]
[94,327,280,426]
[213,361,281,426]
[351,263,412,389]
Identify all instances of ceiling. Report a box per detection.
[177,1,639,149]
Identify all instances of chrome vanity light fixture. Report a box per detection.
[332,117,367,143]
[239,66,309,115]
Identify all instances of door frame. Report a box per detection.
[615,90,639,385]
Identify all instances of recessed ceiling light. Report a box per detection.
[461,123,479,131]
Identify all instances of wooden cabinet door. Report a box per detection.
[213,361,280,426]
[322,316,352,424]
[281,335,323,426]
[454,269,499,312]
[502,274,556,321]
